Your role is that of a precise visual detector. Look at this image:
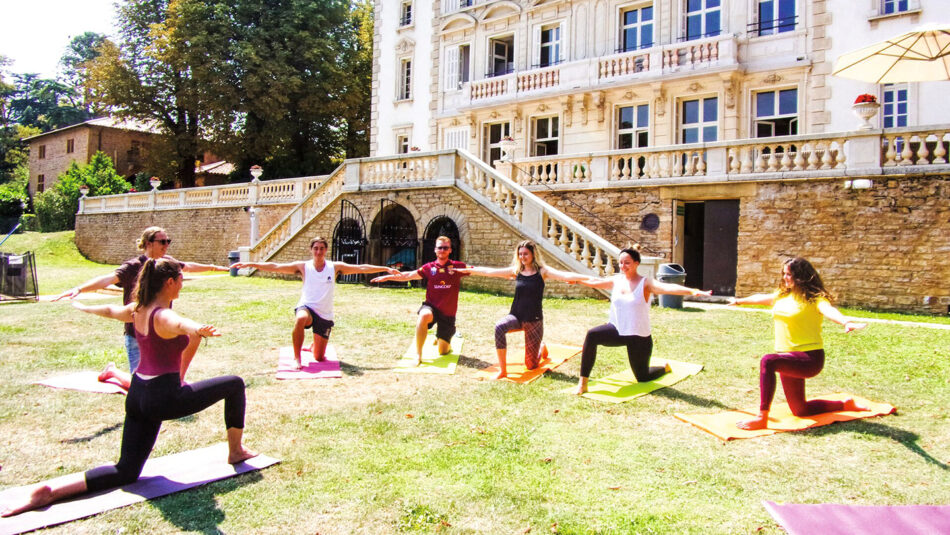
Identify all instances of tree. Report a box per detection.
[339,0,373,161]
[60,32,108,115]
[86,0,206,187]
[35,152,130,230]
[8,74,90,131]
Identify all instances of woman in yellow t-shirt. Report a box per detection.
[729,257,867,430]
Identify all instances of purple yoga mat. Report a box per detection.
[763,500,950,535]
[34,371,127,395]
[276,345,343,379]
[0,443,279,535]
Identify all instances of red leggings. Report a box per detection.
[759,349,844,415]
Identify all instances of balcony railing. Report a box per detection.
[747,15,798,37]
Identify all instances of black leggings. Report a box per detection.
[85,373,246,492]
[580,324,665,382]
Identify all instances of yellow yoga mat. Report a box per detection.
[675,393,896,441]
[395,335,463,374]
[476,343,581,384]
[565,358,704,403]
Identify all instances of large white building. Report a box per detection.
[372,0,950,160]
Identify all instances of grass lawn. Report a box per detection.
[1,232,948,534]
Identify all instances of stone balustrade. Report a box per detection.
[880,127,950,167]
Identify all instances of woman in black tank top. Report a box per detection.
[458,241,589,380]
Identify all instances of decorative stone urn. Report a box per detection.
[852,101,881,130]
[499,138,518,162]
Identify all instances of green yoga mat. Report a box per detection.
[567,358,703,403]
[394,335,463,374]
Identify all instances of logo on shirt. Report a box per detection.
[430,267,438,277]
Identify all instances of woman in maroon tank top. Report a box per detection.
[2,258,257,517]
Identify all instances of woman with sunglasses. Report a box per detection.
[457,240,590,379]
[54,227,229,388]
[2,258,256,517]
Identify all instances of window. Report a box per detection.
[444,44,471,90]
[754,0,795,35]
[66,138,74,153]
[881,0,909,14]
[618,105,649,148]
[620,5,654,52]
[685,0,721,41]
[37,145,46,159]
[397,59,412,100]
[882,83,908,128]
[396,135,410,154]
[130,140,141,158]
[441,0,472,14]
[400,1,412,25]
[754,89,797,137]
[484,122,511,163]
[532,117,559,156]
[443,127,470,150]
[681,97,717,143]
[37,175,45,193]
[537,23,562,67]
[488,36,514,77]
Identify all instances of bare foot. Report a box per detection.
[538,342,549,362]
[664,362,672,374]
[228,447,259,465]
[574,379,588,396]
[493,369,507,380]
[293,359,302,370]
[841,398,869,412]
[314,354,326,363]
[414,355,422,367]
[97,362,118,383]
[736,416,769,430]
[1,484,54,517]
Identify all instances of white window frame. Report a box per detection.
[532,22,566,68]
[680,96,718,143]
[882,83,909,128]
[754,0,796,36]
[396,133,410,154]
[531,116,560,156]
[753,88,798,138]
[488,34,515,77]
[617,103,650,149]
[683,0,721,41]
[483,122,511,163]
[443,43,471,90]
[619,4,654,53]
[880,0,909,15]
[443,127,470,150]
[397,58,412,101]
[400,1,413,26]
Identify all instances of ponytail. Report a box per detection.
[135,258,182,309]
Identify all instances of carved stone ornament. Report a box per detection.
[394,37,415,55]
[563,95,574,127]
[687,82,704,93]
[623,91,635,100]
[538,103,548,112]
[596,91,606,123]
[513,108,523,133]
[582,93,592,125]
[451,118,459,126]
[763,73,782,84]
[653,86,667,117]
[490,111,499,119]
[723,79,737,109]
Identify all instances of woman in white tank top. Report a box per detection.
[572,245,710,395]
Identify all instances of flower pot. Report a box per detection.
[852,101,881,130]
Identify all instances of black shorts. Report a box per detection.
[295,306,334,339]
[418,302,456,343]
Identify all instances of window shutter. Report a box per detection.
[533,25,542,67]
[445,46,460,90]
[559,21,567,63]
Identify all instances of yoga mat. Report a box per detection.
[34,371,127,395]
[276,345,343,379]
[565,358,703,403]
[674,393,896,441]
[0,443,279,535]
[763,501,950,535]
[394,335,463,374]
[476,343,581,384]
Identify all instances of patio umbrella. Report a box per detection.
[832,23,950,83]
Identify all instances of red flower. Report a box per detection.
[854,94,877,104]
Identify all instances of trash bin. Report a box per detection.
[228,250,240,276]
[657,263,686,309]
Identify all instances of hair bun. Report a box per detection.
[632,243,642,252]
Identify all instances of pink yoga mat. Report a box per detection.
[0,443,279,535]
[276,345,342,379]
[763,500,950,535]
[34,371,127,395]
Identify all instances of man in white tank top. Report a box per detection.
[233,237,398,368]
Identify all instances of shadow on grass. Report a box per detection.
[340,361,365,376]
[149,471,264,534]
[653,388,731,410]
[60,422,123,444]
[539,369,576,384]
[805,420,948,470]
[457,355,492,370]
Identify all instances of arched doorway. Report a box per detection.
[332,200,366,283]
[421,216,461,265]
[369,200,418,273]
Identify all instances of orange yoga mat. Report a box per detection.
[675,393,896,441]
[475,343,581,384]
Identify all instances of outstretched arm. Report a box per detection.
[54,273,120,301]
[648,278,712,297]
[817,300,867,333]
[336,263,400,276]
[573,275,614,290]
[371,270,423,283]
[72,301,135,323]
[153,308,220,340]
[231,261,303,276]
[455,266,514,279]
[728,293,775,307]
[182,261,229,273]
[540,266,593,284]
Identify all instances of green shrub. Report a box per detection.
[18,213,37,231]
[34,189,74,232]
[0,184,26,219]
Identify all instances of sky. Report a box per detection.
[0,0,119,79]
